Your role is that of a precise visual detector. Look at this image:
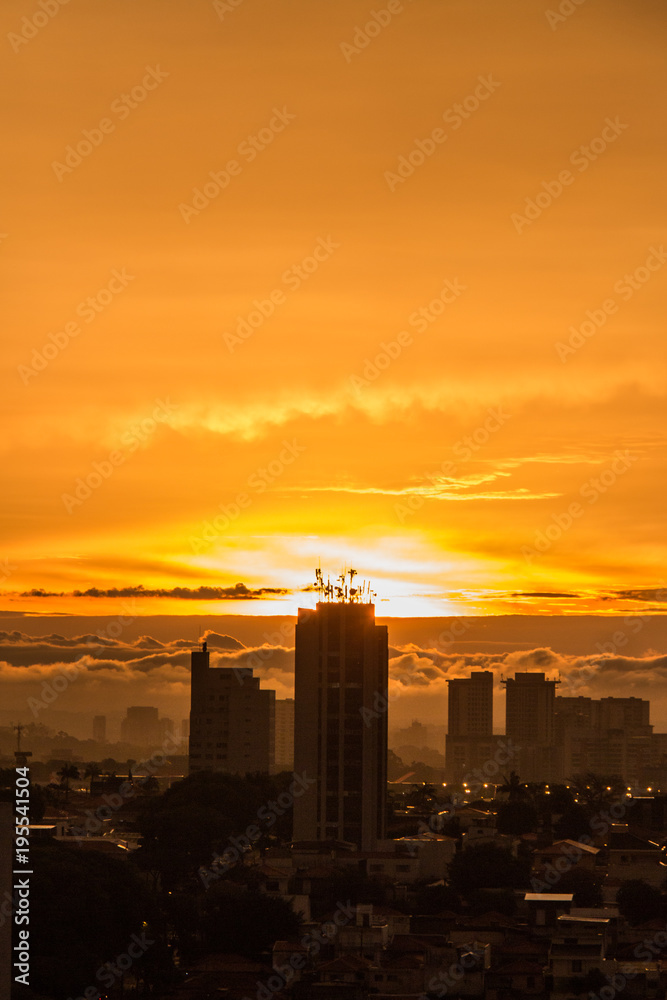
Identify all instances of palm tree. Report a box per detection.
[83,762,101,796]
[56,764,80,803]
[499,771,527,801]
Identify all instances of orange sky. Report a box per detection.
[2,0,666,618]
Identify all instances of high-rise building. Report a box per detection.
[293,575,388,850]
[121,706,161,745]
[555,695,654,784]
[274,698,295,772]
[93,715,106,742]
[504,672,559,781]
[189,640,275,775]
[445,671,494,781]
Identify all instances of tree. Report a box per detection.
[570,773,626,810]
[83,762,101,795]
[617,879,663,925]
[28,843,164,1000]
[496,800,539,835]
[202,884,301,957]
[56,764,80,802]
[448,843,530,897]
[499,771,527,801]
[557,867,604,908]
[414,882,462,914]
[553,803,593,841]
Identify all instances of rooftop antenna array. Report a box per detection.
[313,567,375,604]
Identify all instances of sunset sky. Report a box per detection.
[2,0,666,620]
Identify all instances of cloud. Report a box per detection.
[19,584,290,600]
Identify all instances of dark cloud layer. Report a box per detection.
[19,584,289,600]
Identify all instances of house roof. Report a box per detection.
[524,893,573,902]
[607,832,661,852]
[461,911,517,927]
[273,940,308,953]
[493,960,545,975]
[536,840,599,856]
[319,955,376,972]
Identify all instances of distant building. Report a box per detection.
[555,695,654,784]
[120,706,161,745]
[445,671,495,782]
[181,718,190,739]
[274,698,295,772]
[293,576,388,850]
[188,640,275,775]
[504,672,559,782]
[92,715,106,742]
[158,717,175,742]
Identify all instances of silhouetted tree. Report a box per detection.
[617,879,663,925]
[202,884,301,957]
[496,800,539,835]
[83,761,101,795]
[56,764,80,802]
[499,771,527,801]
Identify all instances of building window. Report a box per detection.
[572,961,582,973]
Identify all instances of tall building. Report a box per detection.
[189,640,275,775]
[555,695,654,784]
[121,706,161,745]
[445,670,494,781]
[274,698,295,772]
[293,573,388,850]
[93,715,106,742]
[504,672,560,781]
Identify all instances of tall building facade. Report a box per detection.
[504,672,559,781]
[92,715,106,742]
[121,706,161,745]
[274,698,295,773]
[189,641,275,775]
[445,670,495,781]
[293,589,388,850]
[555,695,654,784]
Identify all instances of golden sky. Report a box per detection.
[2,0,666,618]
